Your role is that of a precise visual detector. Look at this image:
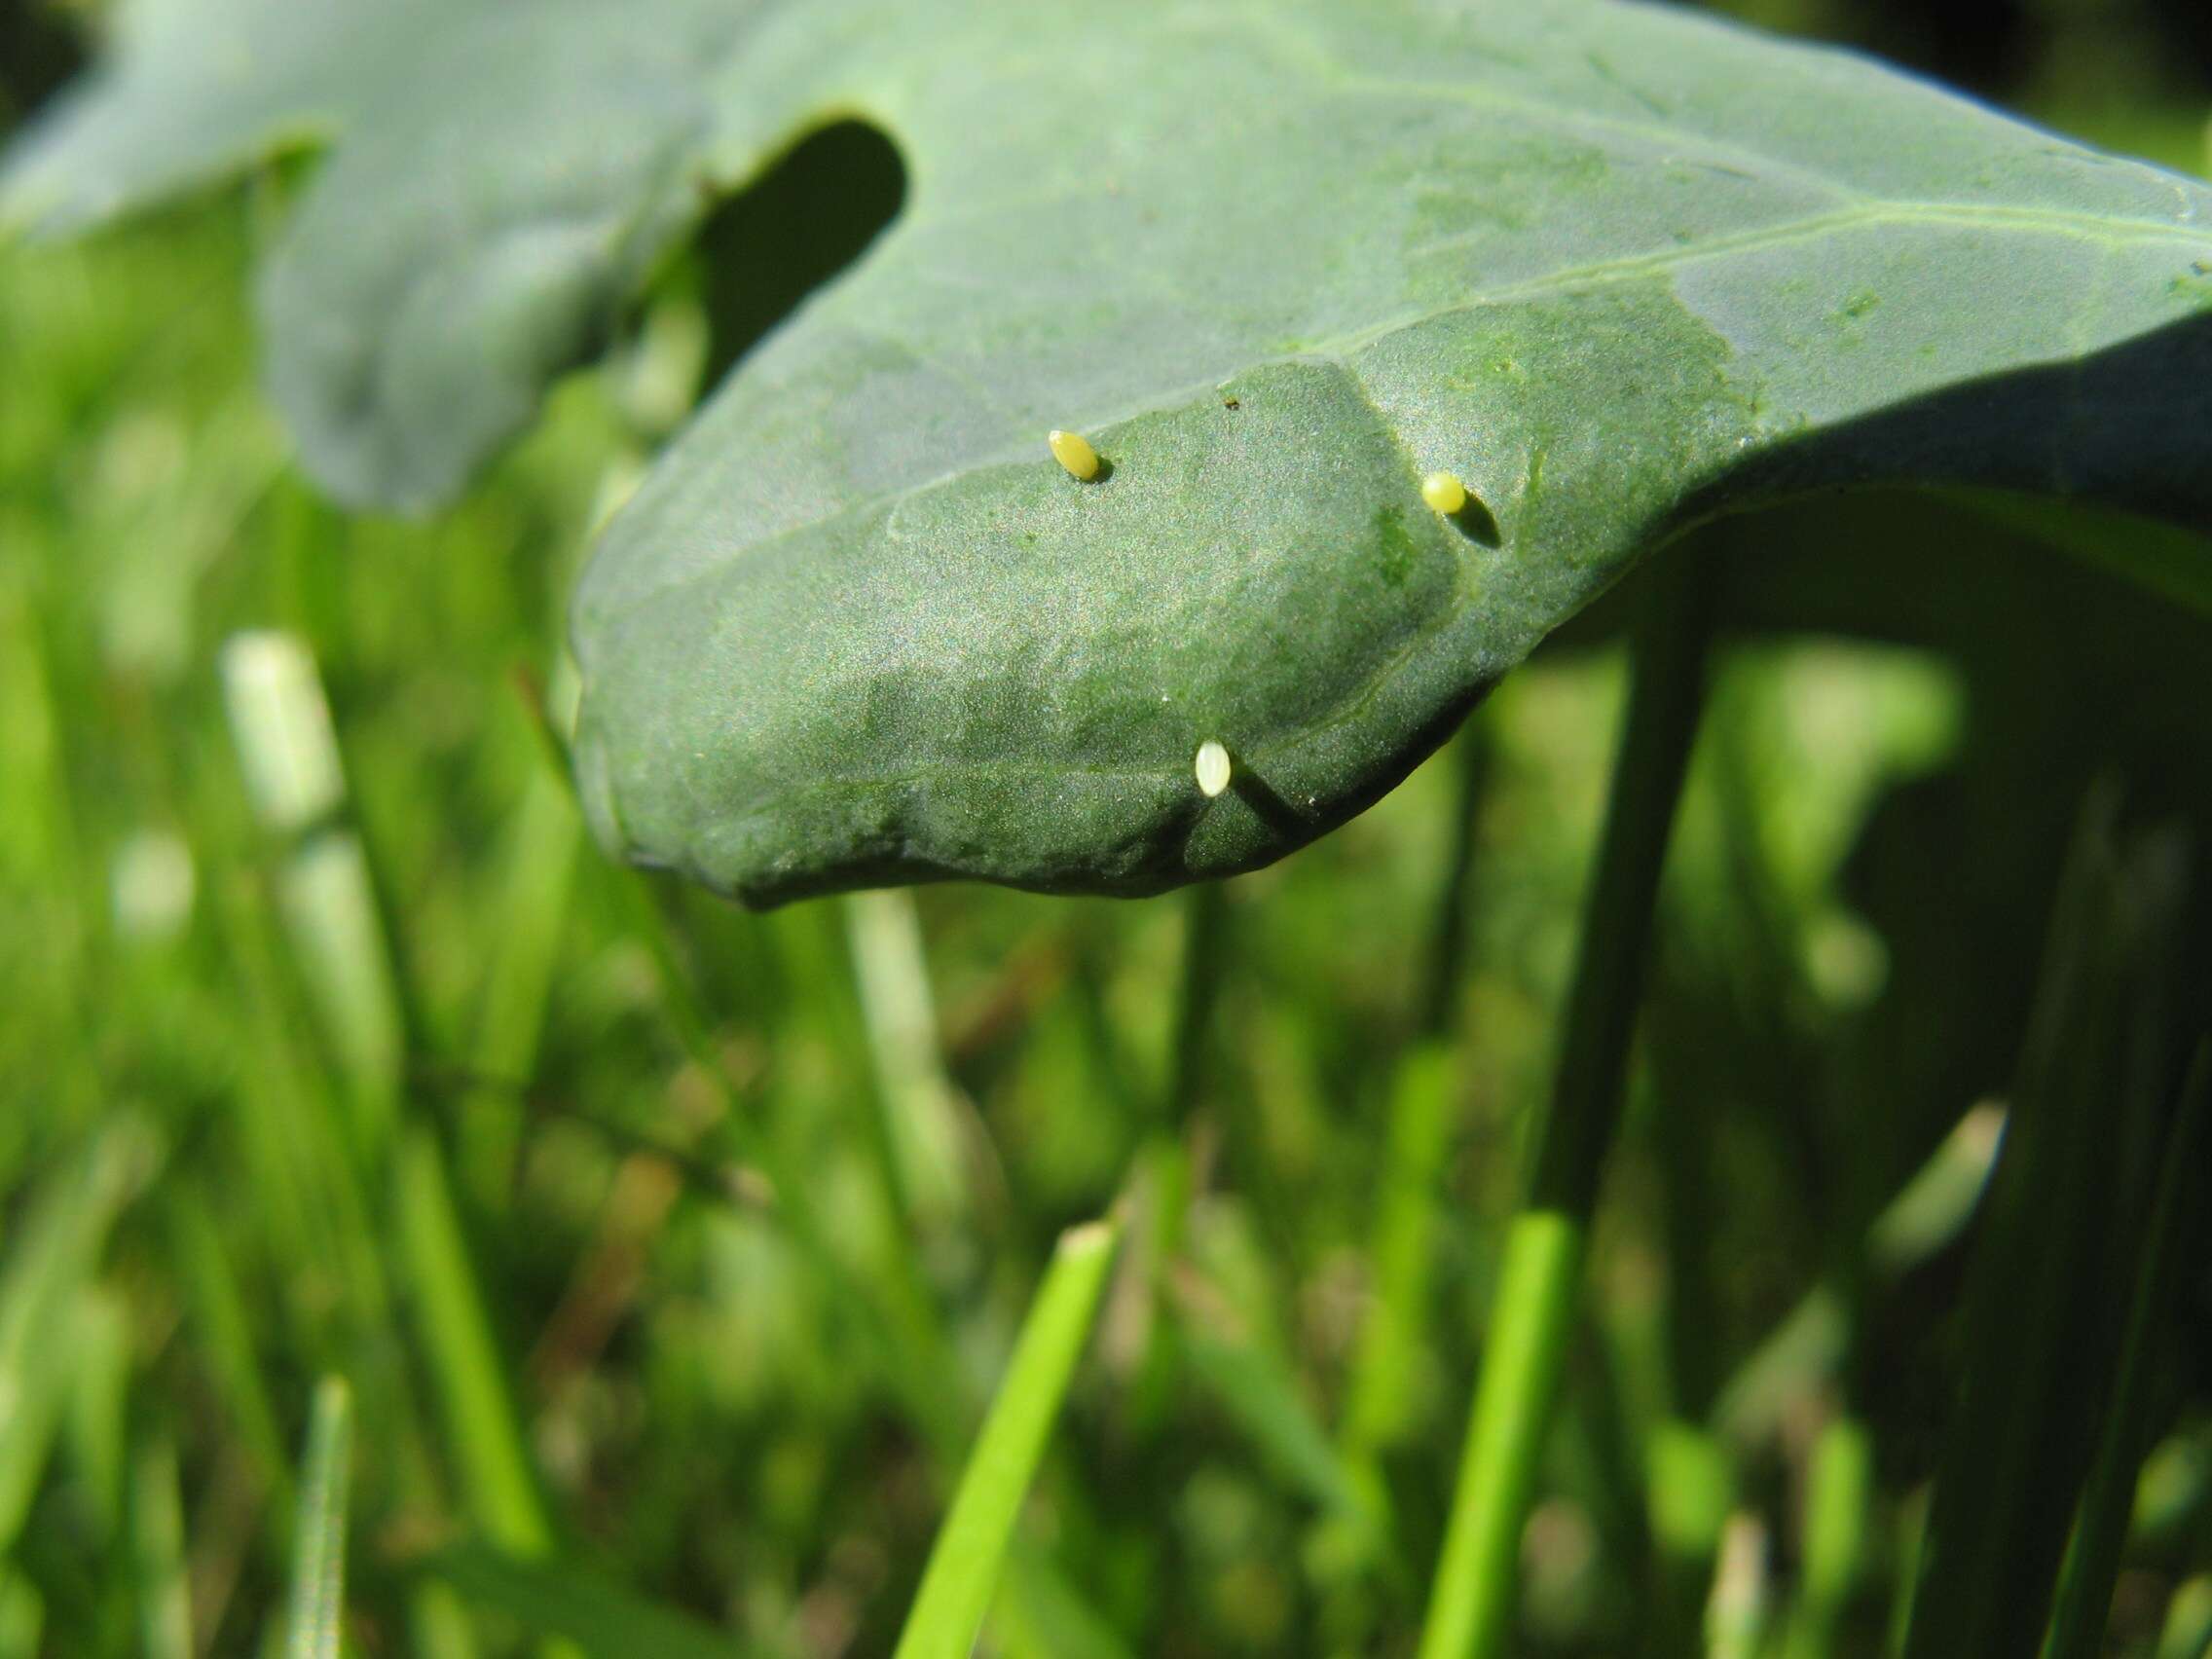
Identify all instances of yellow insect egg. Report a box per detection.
[1048,428,1101,481]
[1421,470,1468,516]
[1195,739,1232,798]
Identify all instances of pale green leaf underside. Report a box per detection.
[11,0,2211,902]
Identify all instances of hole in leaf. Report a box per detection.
[0,0,88,121]
[692,119,907,389]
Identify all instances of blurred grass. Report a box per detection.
[285,1379,351,1659]
[895,1217,1120,1659]
[0,5,2209,1655]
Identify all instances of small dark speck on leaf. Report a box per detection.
[1222,394,1240,410]
[1837,288,1881,320]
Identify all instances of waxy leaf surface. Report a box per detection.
[11,0,2211,901]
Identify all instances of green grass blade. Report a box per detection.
[394,1126,555,1555]
[1884,1486,1930,1659]
[220,629,405,1150]
[406,1580,483,1659]
[1863,1103,2009,1277]
[1705,1513,1770,1659]
[1713,1104,2004,1448]
[131,1432,192,1659]
[845,888,973,1233]
[993,1544,1136,1659]
[286,1377,354,1659]
[1418,1209,1583,1659]
[1646,1418,1734,1569]
[166,1186,295,1521]
[0,1570,41,1659]
[1164,879,1230,1130]
[1327,734,1489,1640]
[2157,1575,2212,1659]
[422,1543,744,1659]
[894,1216,1123,1659]
[64,1287,129,1542]
[455,759,580,1218]
[2040,1046,2212,1659]
[1179,1311,1383,1548]
[0,1117,159,1551]
[1127,880,1231,1436]
[204,871,387,1331]
[1788,1418,1874,1659]
[1341,1041,1457,1464]
[1416,719,1494,1040]
[472,763,580,1089]
[1903,798,2183,1659]
[1419,560,1716,1659]
[587,857,966,1455]
[1943,488,2212,624]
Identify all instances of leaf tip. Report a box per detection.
[1057,1216,1121,1260]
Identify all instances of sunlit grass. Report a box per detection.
[0,120,2207,1659]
